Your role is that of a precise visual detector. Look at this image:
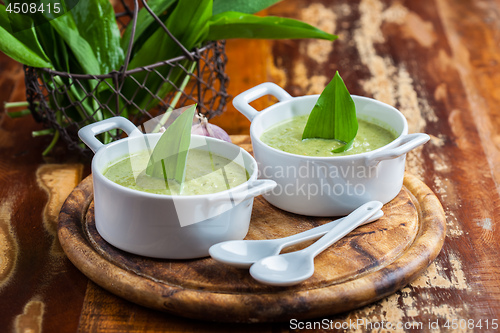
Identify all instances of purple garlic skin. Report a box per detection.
[191,117,231,143]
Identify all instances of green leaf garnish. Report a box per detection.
[146,105,196,191]
[302,71,358,153]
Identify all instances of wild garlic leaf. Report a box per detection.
[120,0,176,52]
[124,0,211,111]
[302,71,358,153]
[71,0,124,74]
[48,8,101,75]
[207,12,336,41]
[0,6,52,68]
[332,138,354,153]
[213,0,283,15]
[146,105,196,187]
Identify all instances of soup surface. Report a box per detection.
[260,115,396,157]
[104,148,248,195]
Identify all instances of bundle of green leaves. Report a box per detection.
[0,0,336,154]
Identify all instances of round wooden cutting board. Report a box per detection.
[58,173,445,323]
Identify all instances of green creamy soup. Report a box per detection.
[260,115,396,157]
[104,148,249,196]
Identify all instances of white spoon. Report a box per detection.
[209,208,383,269]
[249,201,383,286]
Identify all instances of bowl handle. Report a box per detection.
[231,179,277,202]
[78,117,143,153]
[208,179,277,206]
[365,133,430,166]
[232,82,293,121]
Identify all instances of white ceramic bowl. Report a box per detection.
[233,82,429,216]
[78,117,276,259]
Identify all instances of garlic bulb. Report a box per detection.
[191,114,231,143]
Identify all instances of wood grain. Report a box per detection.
[1,0,500,331]
[57,173,445,323]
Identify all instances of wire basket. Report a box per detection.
[24,0,229,156]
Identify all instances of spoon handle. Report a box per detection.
[277,210,384,250]
[302,201,383,258]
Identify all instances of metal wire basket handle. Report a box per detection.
[113,0,196,115]
[24,0,229,156]
[121,0,195,76]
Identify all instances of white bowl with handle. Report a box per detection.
[78,117,276,259]
[233,82,429,216]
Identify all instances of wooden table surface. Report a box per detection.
[1,0,500,332]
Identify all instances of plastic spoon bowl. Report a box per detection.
[209,210,383,268]
[249,201,383,286]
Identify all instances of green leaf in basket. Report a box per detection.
[71,0,124,74]
[207,12,337,41]
[123,0,212,111]
[212,0,283,15]
[128,0,211,71]
[302,71,358,153]
[45,1,101,75]
[0,5,53,68]
[120,0,177,56]
[146,105,196,190]
[35,22,68,72]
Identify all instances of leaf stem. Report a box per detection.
[6,109,31,118]
[152,61,197,133]
[42,130,60,156]
[32,128,55,137]
[4,101,30,109]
